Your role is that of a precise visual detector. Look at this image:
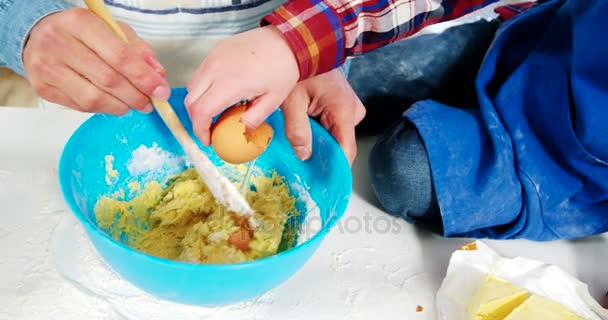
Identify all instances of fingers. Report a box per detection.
[186,86,283,148]
[319,70,364,164]
[70,9,170,99]
[182,26,301,149]
[241,94,282,130]
[27,54,130,114]
[51,64,130,115]
[281,87,313,161]
[61,35,153,113]
[23,8,162,115]
[186,82,243,146]
[185,60,211,106]
[321,109,358,166]
[31,82,79,110]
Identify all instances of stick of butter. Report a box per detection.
[504,295,584,320]
[468,275,584,320]
[468,275,530,320]
[436,241,607,320]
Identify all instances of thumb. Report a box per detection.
[240,93,282,131]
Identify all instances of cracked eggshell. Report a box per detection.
[210,103,274,164]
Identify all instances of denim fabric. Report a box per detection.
[400,0,608,240]
[348,20,500,134]
[0,0,73,76]
[352,21,497,233]
[368,119,442,232]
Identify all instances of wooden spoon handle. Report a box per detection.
[83,0,128,41]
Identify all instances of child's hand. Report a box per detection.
[185,26,299,146]
[23,8,170,114]
[282,69,366,165]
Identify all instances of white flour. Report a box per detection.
[126,143,187,177]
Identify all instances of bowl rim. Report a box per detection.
[58,88,353,270]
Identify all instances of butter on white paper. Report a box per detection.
[436,241,608,320]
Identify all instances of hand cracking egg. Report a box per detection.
[210,102,274,164]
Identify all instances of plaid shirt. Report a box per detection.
[262,0,508,80]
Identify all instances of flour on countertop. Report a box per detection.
[47,177,322,319]
[50,215,278,320]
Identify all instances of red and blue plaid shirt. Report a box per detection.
[262,0,535,80]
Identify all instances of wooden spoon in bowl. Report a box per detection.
[82,0,256,226]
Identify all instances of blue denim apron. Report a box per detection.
[405,0,608,240]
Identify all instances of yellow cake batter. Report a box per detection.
[94,168,299,264]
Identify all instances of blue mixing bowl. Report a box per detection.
[58,88,352,306]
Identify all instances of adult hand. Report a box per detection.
[185,25,299,146]
[282,68,366,165]
[23,8,170,115]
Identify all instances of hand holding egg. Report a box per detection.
[206,69,365,166]
[210,101,274,164]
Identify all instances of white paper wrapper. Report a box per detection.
[436,241,608,320]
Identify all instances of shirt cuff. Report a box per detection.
[0,0,73,77]
[261,0,346,80]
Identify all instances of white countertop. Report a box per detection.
[1,107,607,320]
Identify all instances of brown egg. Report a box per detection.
[210,102,274,164]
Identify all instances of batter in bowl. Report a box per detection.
[94,168,299,264]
